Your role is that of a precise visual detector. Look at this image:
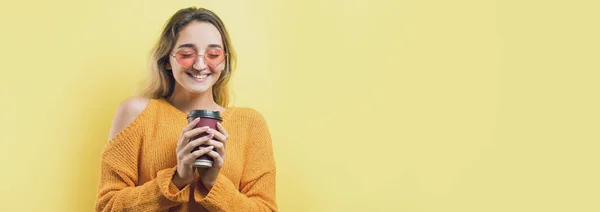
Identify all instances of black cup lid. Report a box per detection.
[187,110,222,121]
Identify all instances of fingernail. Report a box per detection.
[194,118,200,121]
[208,146,214,149]
[204,126,210,129]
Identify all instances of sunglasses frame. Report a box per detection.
[170,48,228,68]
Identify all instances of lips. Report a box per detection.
[186,71,212,82]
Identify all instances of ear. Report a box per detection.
[166,63,172,70]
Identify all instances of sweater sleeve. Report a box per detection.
[194,109,278,211]
[94,115,190,212]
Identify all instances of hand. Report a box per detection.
[197,122,229,190]
[172,118,215,189]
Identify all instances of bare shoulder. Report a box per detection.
[108,96,151,141]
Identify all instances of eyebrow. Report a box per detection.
[177,43,196,49]
[207,44,223,49]
[177,43,223,49]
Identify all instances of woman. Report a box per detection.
[95,7,277,211]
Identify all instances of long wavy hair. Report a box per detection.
[139,7,236,107]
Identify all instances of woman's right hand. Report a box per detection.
[172,118,215,189]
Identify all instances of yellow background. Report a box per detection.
[1,0,599,211]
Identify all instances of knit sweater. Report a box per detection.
[95,98,277,211]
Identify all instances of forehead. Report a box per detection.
[175,21,223,49]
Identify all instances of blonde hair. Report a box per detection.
[139,7,236,107]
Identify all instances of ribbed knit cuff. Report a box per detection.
[157,166,190,203]
[196,174,237,210]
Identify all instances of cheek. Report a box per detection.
[212,63,225,75]
[169,58,185,73]
[218,63,226,71]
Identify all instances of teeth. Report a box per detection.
[191,73,208,79]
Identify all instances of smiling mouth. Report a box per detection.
[187,72,211,80]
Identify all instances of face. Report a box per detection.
[168,21,226,95]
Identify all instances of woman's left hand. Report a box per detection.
[197,122,228,191]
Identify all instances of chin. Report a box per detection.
[183,84,213,94]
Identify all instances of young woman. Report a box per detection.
[95,7,277,211]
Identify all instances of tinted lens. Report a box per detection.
[204,48,225,67]
[175,50,197,67]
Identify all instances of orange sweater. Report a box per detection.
[95,98,277,211]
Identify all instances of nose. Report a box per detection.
[193,54,207,70]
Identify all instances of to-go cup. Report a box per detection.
[187,110,222,168]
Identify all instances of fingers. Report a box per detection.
[209,123,228,144]
[204,139,225,156]
[183,118,201,132]
[177,126,210,150]
[183,127,211,140]
[217,122,229,138]
[180,133,214,154]
[177,118,200,149]
[205,150,224,166]
[183,146,214,165]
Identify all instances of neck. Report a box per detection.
[167,86,222,114]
